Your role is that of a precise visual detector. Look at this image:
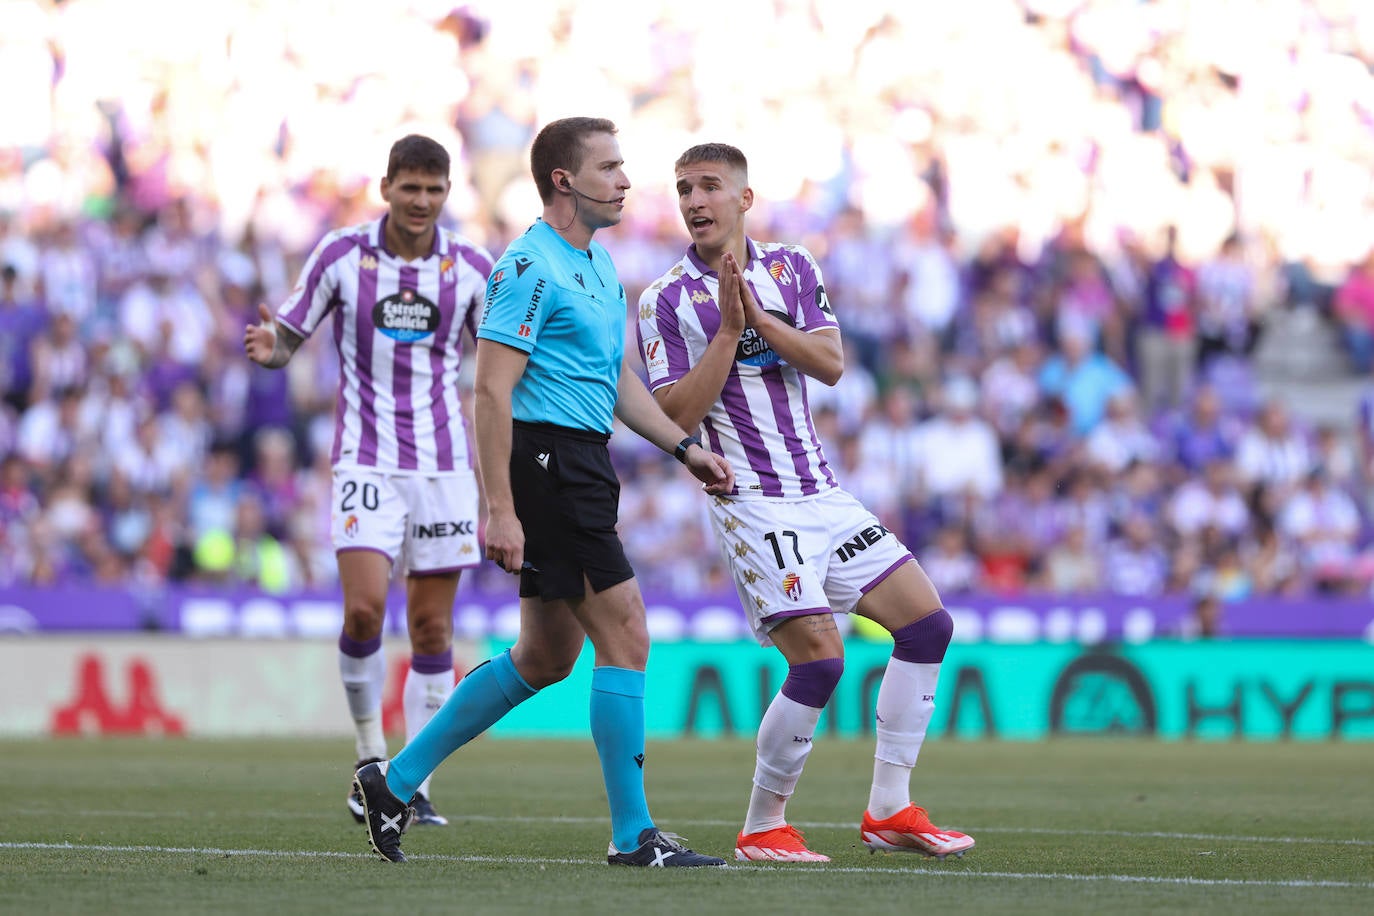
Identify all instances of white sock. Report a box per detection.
[339,648,388,762]
[744,692,821,834]
[405,668,454,799]
[868,656,942,819]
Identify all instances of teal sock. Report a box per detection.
[386,650,536,802]
[591,666,654,851]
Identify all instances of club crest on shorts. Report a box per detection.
[782,571,802,601]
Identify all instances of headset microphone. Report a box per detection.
[562,179,620,205]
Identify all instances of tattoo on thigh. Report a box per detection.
[807,615,838,634]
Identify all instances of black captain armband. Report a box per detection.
[674,436,701,464]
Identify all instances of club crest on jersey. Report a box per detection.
[440,257,454,278]
[768,260,792,286]
[782,571,803,601]
[373,288,440,342]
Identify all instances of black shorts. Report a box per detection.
[511,421,635,601]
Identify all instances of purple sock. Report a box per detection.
[338,631,382,658]
[410,649,453,675]
[891,609,952,664]
[779,657,844,709]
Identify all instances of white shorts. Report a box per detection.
[331,469,481,574]
[708,487,915,646]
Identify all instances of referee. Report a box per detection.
[352,117,733,866]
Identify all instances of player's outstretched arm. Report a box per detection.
[243,302,303,369]
[615,358,733,495]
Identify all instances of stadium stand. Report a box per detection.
[2,0,1373,605]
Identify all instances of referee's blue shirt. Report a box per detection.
[477,220,627,435]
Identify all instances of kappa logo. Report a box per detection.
[768,260,791,285]
[690,289,713,304]
[754,595,767,611]
[739,568,760,584]
[722,517,742,532]
[359,255,378,271]
[733,543,751,558]
[639,300,655,320]
[782,571,803,601]
[514,256,533,277]
[670,265,684,277]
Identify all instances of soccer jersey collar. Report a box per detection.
[374,215,443,261]
[683,237,763,280]
[530,218,596,259]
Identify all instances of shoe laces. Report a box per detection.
[652,831,691,852]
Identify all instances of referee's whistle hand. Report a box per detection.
[483,512,525,573]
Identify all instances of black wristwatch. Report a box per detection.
[674,435,701,464]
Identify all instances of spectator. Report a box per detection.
[1234,398,1312,498]
[920,524,982,596]
[1036,319,1132,436]
[1137,225,1197,413]
[1167,458,1251,544]
[1195,234,1260,372]
[0,262,47,412]
[1101,513,1170,597]
[1041,523,1103,594]
[1333,249,1374,373]
[1084,390,1159,475]
[913,376,1003,522]
[1277,469,1374,594]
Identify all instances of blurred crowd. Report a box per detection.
[3,0,1374,606]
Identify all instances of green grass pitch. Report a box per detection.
[2,737,1371,914]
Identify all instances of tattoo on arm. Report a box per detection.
[269,325,303,368]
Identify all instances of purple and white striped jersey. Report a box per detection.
[276,216,493,474]
[638,239,840,499]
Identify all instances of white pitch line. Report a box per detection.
[14,810,1374,847]
[1,841,1371,890]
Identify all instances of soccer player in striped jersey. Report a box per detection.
[637,142,975,863]
[244,134,491,828]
